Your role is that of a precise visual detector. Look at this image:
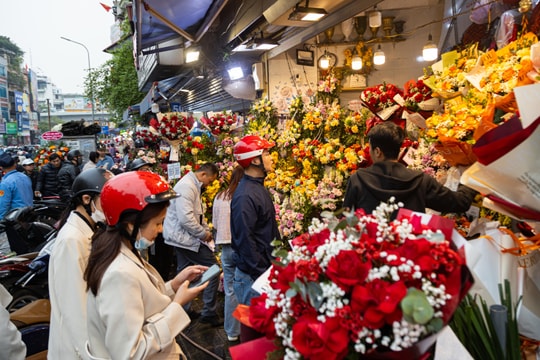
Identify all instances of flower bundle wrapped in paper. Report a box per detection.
[149,112,194,161]
[402,79,441,120]
[200,111,237,136]
[360,83,404,123]
[134,128,161,148]
[233,201,473,360]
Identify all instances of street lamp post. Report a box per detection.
[60,36,96,123]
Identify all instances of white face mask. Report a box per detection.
[134,229,153,251]
[90,200,106,223]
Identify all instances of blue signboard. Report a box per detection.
[170,102,181,112]
[101,126,109,135]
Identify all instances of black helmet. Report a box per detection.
[129,158,152,171]
[72,168,113,197]
[67,149,83,161]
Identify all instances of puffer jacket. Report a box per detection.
[58,162,81,201]
[36,162,61,197]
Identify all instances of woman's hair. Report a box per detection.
[216,166,244,201]
[367,121,405,160]
[88,151,99,163]
[56,193,97,230]
[84,201,169,295]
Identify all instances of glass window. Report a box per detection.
[0,65,6,77]
[0,85,7,98]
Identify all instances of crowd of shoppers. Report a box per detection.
[0,126,478,357]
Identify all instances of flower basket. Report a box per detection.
[433,138,477,166]
[232,202,473,360]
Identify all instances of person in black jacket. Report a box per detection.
[35,153,63,198]
[343,121,477,217]
[58,150,83,202]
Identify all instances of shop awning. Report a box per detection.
[133,0,227,55]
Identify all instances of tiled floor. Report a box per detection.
[176,292,237,360]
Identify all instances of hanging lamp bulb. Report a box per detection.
[319,51,330,69]
[373,44,385,65]
[368,6,382,28]
[423,34,438,61]
[351,53,362,70]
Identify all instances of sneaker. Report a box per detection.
[227,336,239,342]
[199,315,223,327]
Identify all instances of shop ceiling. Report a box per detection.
[132,0,441,112]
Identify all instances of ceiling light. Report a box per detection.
[251,38,279,50]
[368,6,382,28]
[288,0,327,22]
[374,44,385,65]
[423,34,438,61]
[227,66,244,80]
[185,48,200,63]
[351,53,362,70]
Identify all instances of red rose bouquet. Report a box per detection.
[134,128,161,148]
[200,112,237,136]
[150,112,194,141]
[360,83,404,121]
[244,200,472,360]
[403,79,441,113]
[150,112,194,161]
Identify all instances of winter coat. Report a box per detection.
[58,162,81,201]
[231,174,280,280]
[85,244,189,359]
[36,162,61,197]
[163,172,210,252]
[343,161,477,216]
[48,212,94,359]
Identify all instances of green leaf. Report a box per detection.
[400,288,434,325]
[306,282,324,310]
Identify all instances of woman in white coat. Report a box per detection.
[48,167,113,359]
[83,171,208,359]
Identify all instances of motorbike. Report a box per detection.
[0,206,56,256]
[32,196,67,229]
[10,298,50,359]
[1,232,56,312]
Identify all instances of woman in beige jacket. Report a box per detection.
[84,171,208,359]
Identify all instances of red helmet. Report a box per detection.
[100,171,178,226]
[233,135,274,168]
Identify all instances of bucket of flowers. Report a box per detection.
[230,199,473,360]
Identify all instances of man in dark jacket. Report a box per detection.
[58,150,83,201]
[343,121,477,216]
[36,153,63,198]
[231,135,280,306]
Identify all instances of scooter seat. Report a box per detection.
[10,299,50,327]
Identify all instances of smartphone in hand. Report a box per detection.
[189,264,221,288]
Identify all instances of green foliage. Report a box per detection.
[449,280,521,360]
[401,288,435,325]
[0,35,26,90]
[85,40,143,125]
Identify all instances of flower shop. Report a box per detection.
[119,23,540,358]
[32,2,540,357]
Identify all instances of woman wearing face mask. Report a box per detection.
[84,171,208,359]
[48,167,114,359]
